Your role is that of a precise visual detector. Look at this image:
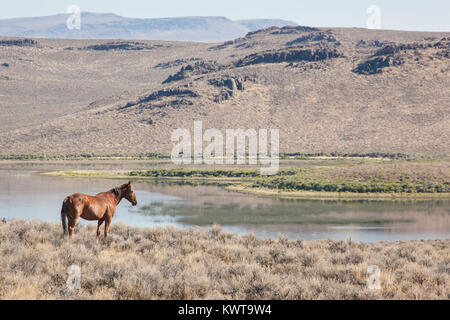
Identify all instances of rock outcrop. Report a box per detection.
[70,41,165,51]
[209,76,246,103]
[286,31,339,46]
[153,58,200,69]
[355,40,390,48]
[235,47,342,67]
[372,39,449,56]
[120,88,198,110]
[208,39,245,51]
[208,26,323,51]
[352,56,403,75]
[247,26,319,37]
[270,26,319,34]
[353,38,449,75]
[0,39,37,47]
[162,60,225,84]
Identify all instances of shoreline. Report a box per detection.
[41,170,450,201]
[227,185,450,200]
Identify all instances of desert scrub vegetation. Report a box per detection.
[0,219,448,300]
[126,160,450,194]
[251,161,450,193]
[280,152,413,160]
[128,168,296,178]
[0,153,169,161]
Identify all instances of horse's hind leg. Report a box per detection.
[104,216,112,240]
[96,219,104,241]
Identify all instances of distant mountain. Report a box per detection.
[0,12,297,42]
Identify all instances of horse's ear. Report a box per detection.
[128,181,132,186]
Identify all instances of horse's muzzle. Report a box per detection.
[132,200,138,206]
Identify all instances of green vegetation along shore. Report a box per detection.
[41,158,450,200]
[0,152,420,161]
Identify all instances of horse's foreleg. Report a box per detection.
[96,219,104,241]
[68,216,78,239]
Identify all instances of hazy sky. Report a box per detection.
[1,0,449,31]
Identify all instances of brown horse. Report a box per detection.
[60,181,137,240]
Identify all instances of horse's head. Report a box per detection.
[122,181,138,206]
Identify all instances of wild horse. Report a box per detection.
[61,181,137,240]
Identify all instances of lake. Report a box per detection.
[0,161,448,242]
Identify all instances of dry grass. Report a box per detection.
[251,160,450,194]
[325,161,450,184]
[0,219,448,300]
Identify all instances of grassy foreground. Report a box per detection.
[0,219,448,300]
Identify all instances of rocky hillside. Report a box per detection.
[0,26,449,156]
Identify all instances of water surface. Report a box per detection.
[0,161,448,242]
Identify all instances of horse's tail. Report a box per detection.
[61,197,69,237]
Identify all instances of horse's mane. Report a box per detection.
[110,183,128,196]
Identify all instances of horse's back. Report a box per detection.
[66,193,87,204]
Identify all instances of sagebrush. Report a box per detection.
[0,219,448,299]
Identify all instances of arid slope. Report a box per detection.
[0,26,449,156]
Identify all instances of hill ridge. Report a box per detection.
[0,26,448,156]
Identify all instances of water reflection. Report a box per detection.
[0,162,448,242]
